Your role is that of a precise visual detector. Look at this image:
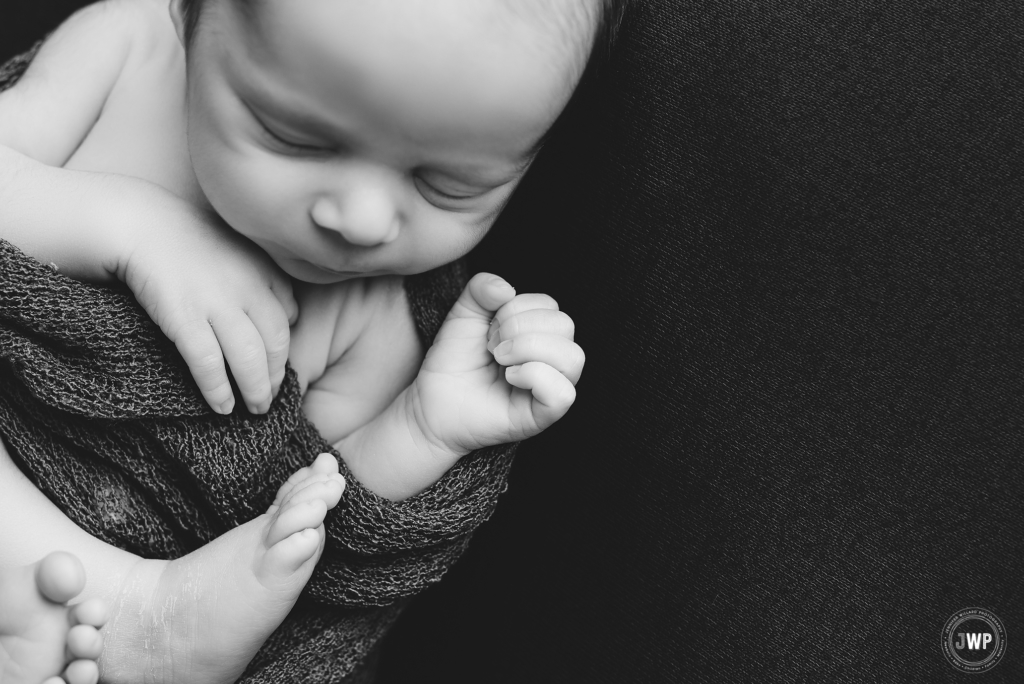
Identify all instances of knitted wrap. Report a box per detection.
[0,49,516,682]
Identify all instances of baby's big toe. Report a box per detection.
[35,551,86,604]
[280,474,345,510]
[269,453,340,509]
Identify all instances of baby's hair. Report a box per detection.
[178,0,629,91]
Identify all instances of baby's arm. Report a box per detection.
[0,3,295,415]
[305,273,584,502]
[0,2,137,279]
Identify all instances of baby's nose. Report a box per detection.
[310,189,399,247]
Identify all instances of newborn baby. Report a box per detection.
[0,0,604,680]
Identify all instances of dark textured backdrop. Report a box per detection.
[5,1,1024,682]
[382,1,1024,682]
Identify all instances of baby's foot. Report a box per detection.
[99,453,345,684]
[0,551,108,684]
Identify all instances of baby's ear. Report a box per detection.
[168,0,188,47]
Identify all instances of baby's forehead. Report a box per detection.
[236,0,599,74]
[498,0,601,72]
[205,0,585,162]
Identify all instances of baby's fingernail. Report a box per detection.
[489,321,501,350]
[506,364,522,376]
[218,399,235,414]
[493,340,512,356]
[489,276,515,297]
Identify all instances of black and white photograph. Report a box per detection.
[0,1,1021,682]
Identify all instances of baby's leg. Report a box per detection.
[0,551,107,684]
[98,453,346,684]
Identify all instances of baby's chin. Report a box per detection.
[276,258,363,283]
[274,256,389,284]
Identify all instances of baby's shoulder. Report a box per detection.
[42,0,176,66]
[43,0,159,44]
[20,0,174,83]
[89,0,179,54]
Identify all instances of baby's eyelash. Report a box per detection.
[413,175,480,204]
[253,114,326,153]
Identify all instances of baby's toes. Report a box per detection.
[70,597,108,628]
[67,623,103,660]
[63,659,99,684]
[263,527,324,578]
[308,452,340,475]
[35,551,86,604]
[271,465,313,509]
[270,454,340,509]
[277,474,346,513]
[266,498,330,548]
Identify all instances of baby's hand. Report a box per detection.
[123,201,297,414]
[409,272,585,456]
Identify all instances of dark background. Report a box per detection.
[2,2,87,62]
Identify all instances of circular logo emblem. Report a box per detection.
[941,608,1006,673]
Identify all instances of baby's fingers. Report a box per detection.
[489,308,576,353]
[449,273,517,321]
[247,297,292,400]
[174,318,235,414]
[494,293,560,325]
[211,308,273,414]
[492,334,585,385]
[505,361,577,429]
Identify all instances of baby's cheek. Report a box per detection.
[406,210,487,274]
[202,152,291,238]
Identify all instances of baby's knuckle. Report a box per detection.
[571,345,587,371]
[557,312,576,337]
[233,345,268,371]
[555,383,577,409]
[500,316,521,339]
[191,353,225,376]
[265,328,291,356]
[535,293,559,310]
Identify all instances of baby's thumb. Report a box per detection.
[449,272,516,321]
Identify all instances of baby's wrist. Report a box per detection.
[397,383,472,461]
[104,180,178,284]
[334,388,466,502]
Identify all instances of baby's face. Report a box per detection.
[180,0,584,283]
